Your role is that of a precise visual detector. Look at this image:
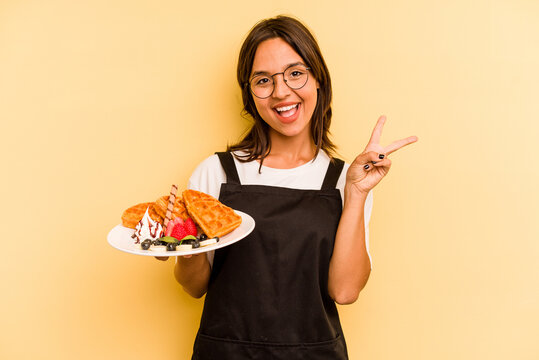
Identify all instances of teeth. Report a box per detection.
[276,104,298,112]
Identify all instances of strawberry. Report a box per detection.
[167,217,197,241]
[165,217,184,237]
[170,223,189,241]
[165,222,173,237]
[184,218,198,237]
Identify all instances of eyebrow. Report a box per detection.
[250,62,306,78]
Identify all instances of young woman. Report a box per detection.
[168,15,417,359]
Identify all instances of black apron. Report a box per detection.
[192,152,348,360]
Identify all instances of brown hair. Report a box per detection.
[228,15,336,165]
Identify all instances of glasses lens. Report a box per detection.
[250,75,273,98]
[284,65,309,89]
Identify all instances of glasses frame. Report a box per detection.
[247,64,311,99]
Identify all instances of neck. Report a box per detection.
[262,129,317,169]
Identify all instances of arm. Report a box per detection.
[328,188,371,305]
[328,115,417,305]
[174,254,211,298]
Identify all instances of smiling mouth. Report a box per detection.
[274,103,299,118]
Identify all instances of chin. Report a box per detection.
[272,122,310,139]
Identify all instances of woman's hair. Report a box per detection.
[228,15,336,165]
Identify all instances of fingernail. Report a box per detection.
[378,154,385,159]
[364,164,369,170]
[372,161,377,164]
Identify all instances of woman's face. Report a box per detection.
[250,37,319,142]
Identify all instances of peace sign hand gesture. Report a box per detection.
[347,116,418,195]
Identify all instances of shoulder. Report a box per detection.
[187,154,226,198]
[189,154,223,179]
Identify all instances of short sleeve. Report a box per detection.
[187,154,226,198]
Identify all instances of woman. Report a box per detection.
[171,15,417,359]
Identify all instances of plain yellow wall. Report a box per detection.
[1,0,538,359]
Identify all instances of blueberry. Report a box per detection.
[199,234,208,241]
[214,237,220,243]
[166,242,178,251]
[192,239,200,249]
[141,240,152,250]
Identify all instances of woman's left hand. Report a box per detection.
[347,115,418,195]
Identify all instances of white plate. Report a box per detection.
[107,210,255,256]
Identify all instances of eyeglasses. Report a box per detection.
[248,64,311,99]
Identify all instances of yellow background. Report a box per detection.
[1,0,538,359]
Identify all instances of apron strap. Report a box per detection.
[215,152,241,185]
[321,158,345,190]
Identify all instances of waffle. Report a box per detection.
[182,190,242,238]
[121,202,163,229]
[183,189,216,203]
[154,195,189,221]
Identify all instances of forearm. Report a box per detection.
[328,186,371,304]
[174,254,211,298]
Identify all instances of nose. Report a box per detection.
[271,74,291,99]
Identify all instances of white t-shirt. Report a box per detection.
[185,150,373,266]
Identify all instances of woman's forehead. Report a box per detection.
[251,38,304,74]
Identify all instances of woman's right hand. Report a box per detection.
[346,115,417,195]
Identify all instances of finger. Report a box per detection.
[353,151,386,165]
[367,115,387,146]
[372,158,392,168]
[384,136,418,155]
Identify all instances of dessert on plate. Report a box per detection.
[119,186,242,252]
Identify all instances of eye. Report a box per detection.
[253,76,271,86]
[288,69,305,79]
